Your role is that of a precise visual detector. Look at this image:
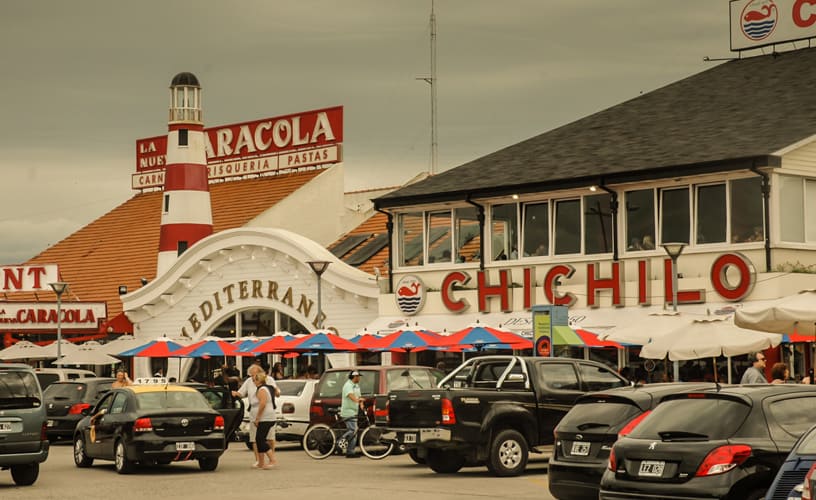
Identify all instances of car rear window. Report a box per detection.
[277,381,307,396]
[559,400,642,432]
[136,391,210,410]
[316,371,378,397]
[767,396,816,438]
[35,373,59,389]
[386,369,437,391]
[44,383,87,401]
[794,427,816,454]
[0,370,42,409]
[629,397,750,440]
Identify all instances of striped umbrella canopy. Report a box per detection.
[367,329,444,352]
[170,338,243,358]
[117,337,188,357]
[444,325,532,350]
[552,327,626,348]
[285,332,363,352]
[244,334,304,355]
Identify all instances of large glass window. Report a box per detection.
[398,212,424,266]
[730,177,764,243]
[522,202,549,257]
[779,175,804,242]
[426,211,452,264]
[808,180,816,242]
[660,187,690,244]
[696,184,726,244]
[555,199,581,255]
[584,193,613,254]
[491,204,518,260]
[454,207,480,263]
[625,189,655,251]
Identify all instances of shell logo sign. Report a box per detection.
[395,275,426,316]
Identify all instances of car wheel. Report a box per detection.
[408,449,426,465]
[114,440,134,474]
[426,449,464,474]
[487,429,528,477]
[73,435,94,468]
[741,489,767,500]
[10,463,38,486]
[198,457,219,471]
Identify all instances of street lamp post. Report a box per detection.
[307,261,331,329]
[661,242,686,312]
[49,282,69,368]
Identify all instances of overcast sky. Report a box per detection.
[0,1,742,265]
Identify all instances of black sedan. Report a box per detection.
[549,382,715,500]
[599,385,816,500]
[44,377,114,441]
[72,383,227,474]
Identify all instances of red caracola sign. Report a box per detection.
[133,106,344,189]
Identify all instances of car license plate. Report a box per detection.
[570,441,590,456]
[175,442,195,451]
[403,433,417,444]
[0,422,11,432]
[638,460,665,477]
[47,420,55,428]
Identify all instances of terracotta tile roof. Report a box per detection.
[329,212,390,275]
[17,170,323,324]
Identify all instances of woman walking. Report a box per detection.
[253,371,280,469]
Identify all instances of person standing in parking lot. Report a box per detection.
[233,363,263,467]
[253,371,280,469]
[740,351,768,384]
[339,370,365,458]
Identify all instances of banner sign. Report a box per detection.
[730,0,816,50]
[1,265,59,293]
[532,305,569,357]
[0,302,107,330]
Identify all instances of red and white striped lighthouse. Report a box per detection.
[156,72,213,275]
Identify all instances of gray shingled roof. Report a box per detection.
[375,47,816,208]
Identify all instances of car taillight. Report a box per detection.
[133,417,153,433]
[608,448,617,471]
[310,405,324,418]
[441,398,456,425]
[695,444,752,476]
[803,462,816,500]
[282,403,295,414]
[68,403,91,415]
[214,415,224,431]
[618,410,651,439]
[40,422,47,441]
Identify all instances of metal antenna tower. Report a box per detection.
[417,0,438,175]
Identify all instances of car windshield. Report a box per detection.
[316,371,376,397]
[277,381,307,396]
[560,400,642,432]
[0,370,42,409]
[629,397,750,440]
[136,391,210,410]
[44,383,87,401]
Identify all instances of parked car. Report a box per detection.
[549,382,717,500]
[309,365,444,427]
[276,379,318,442]
[599,385,816,500]
[0,363,50,486]
[34,368,96,390]
[766,423,816,500]
[44,377,114,441]
[72,382,228,474]
[181,383,244,443]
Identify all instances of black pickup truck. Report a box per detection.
[384,355,628,476]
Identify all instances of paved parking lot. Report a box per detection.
[3,441,556,500]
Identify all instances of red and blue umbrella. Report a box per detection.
[244,334,304,355]
[444,325,532,351]
[286,332,363,352]
[368,329,444,352]
[117,337,189,357]
[170,338,242,358]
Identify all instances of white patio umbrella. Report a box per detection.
[734,289,816,335]
[596,311,685,345]
[97,335,142,355]
[0,340,50,360]
[38,339,80,358]
[58,347,122,366]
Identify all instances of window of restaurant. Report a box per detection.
[490,203,519,260]
[398,212,424,267]
[625,188,656,251]
[427,210,452,264]
[522,202,549,257]
[779,175,816,243]
[660,187,690,244]
[730,177,764,243]
[554,198,581,255]
[584,193,613,255]
[695,183,726,244]
[455,206,480,263]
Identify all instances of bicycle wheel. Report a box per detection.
[303,424,336,459]
[359,426,395,460]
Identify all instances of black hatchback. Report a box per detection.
[44,378,114,441]
[549,382,715,500]
[599,385,816,500]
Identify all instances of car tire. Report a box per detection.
[426,449,465,474]
[742,489,767,500]
[73,435,94,468]
[487,429,528,477]
[408,449,426,465]
[198,457,219,471]
[10,463,38,486]
[114,440,134,474]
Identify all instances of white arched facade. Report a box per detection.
[122,228,380,378]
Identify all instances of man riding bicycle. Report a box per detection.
[340,370,365,458]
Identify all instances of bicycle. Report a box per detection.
[302,406,394,460]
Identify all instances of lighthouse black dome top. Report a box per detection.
[171,72,200,87]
